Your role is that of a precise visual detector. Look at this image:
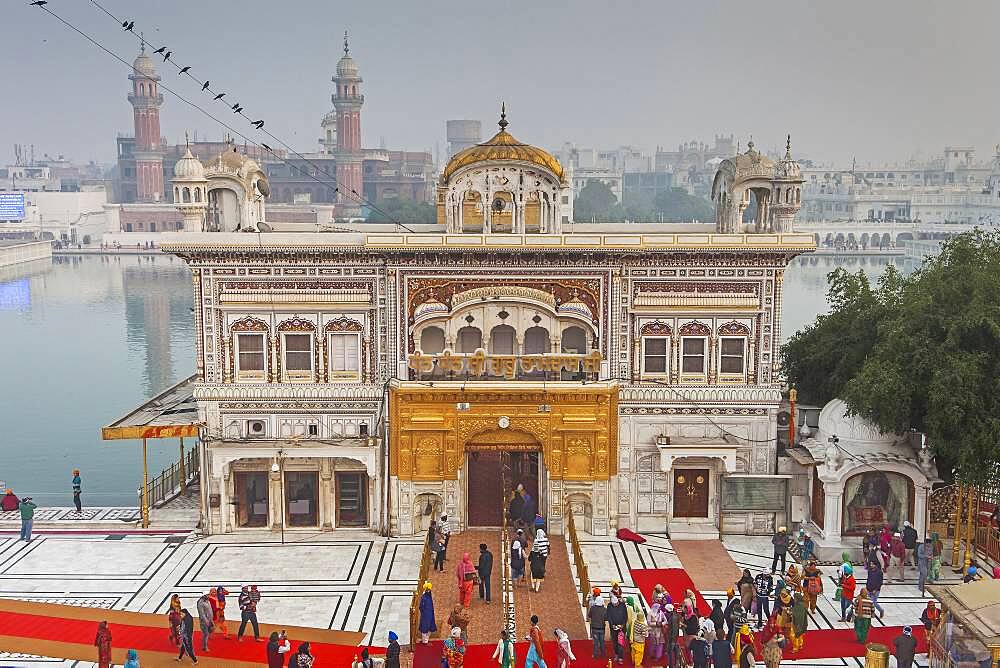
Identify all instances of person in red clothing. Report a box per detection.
[0,490,19,511]
[839,565,856,622]
[94,620,112,668]
[889,533,906,581]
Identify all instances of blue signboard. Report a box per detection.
[0,193,26,220]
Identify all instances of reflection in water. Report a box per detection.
[0,251,916,505]
[0,255,194,506]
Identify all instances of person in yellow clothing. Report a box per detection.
[785,564,802,593]
[629,605,649,668]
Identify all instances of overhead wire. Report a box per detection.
[34,0,415,232]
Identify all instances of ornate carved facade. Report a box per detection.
[164,125,814,537]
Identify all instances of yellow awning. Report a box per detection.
[102,374,199,441]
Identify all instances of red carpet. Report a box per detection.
[412,625,926,667]
[630,568,712,615]
[412,639,635,668]
[777,624,927,660]
[0,610,371,663]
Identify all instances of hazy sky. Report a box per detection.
[7,0,1000,168]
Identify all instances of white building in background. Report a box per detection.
[802,145,1000,225]
[0,189,111,243]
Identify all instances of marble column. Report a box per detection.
[269,465,283,531]
[319,458,334,529]
[823,484,844,543]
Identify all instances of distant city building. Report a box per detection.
[2,146,107,194]
[555,136,734,206]
[113,37,435,213]
[0,190,110,243]
[801,146,1000,225]
[446,120,482,157]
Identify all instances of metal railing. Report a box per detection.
[408,533,433,650]
[144,446,199,509]
[565,502,591,608]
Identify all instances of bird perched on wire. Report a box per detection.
[232,105,243,114]
[179,66,190,74]
[213,92,226,101]
[251,120,264,129]
[261,143,273,152]
[122,20,135,31]
[29,1,48,6]
[162,50,171,61]
[201,81,210,91]
[153,46,166,55]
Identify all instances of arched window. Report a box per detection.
[523,326,550,355]
[561,326,588,354]
[182,187,191,203]
[842,471,914,535]
[194,188,202,203]
[456,326,482,354]
[419,327,445,354]
[489,324,516,355]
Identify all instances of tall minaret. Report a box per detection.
[128,42,165,202]
[331,31,364,216]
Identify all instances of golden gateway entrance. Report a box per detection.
[389,381,618,534]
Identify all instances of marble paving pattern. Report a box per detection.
[0,533,425,666]
[576,532,965,668]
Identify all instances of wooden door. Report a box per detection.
[673,469,709,518]
[235,472,268,528]
[336,472,368,527]
[811,467,825,529]
[467,452,504,526]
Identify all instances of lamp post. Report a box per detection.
[271,448,285,545]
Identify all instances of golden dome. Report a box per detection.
[442,108,564,183]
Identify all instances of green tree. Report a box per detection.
[840,230,1000,482]
[366,198,436,224]
[780,266,901,406]
[652,188,713,222]
[574,180,620,222]
[781,230,1000,482]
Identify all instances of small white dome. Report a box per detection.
[173,147,206,181]
[817,398,898,447]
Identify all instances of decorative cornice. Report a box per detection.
[194,383,382,401]
[618,386,782,405]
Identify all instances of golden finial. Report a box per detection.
[498,102,508,131]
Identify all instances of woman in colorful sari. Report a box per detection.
[853,588,874,643]
[94,621,112,668]
[648,600,668,663]
[443,627,466,667]
[456,553,476,608]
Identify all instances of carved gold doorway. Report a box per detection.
[466,426,541,528]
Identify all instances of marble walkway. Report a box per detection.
[0,529,960,667]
